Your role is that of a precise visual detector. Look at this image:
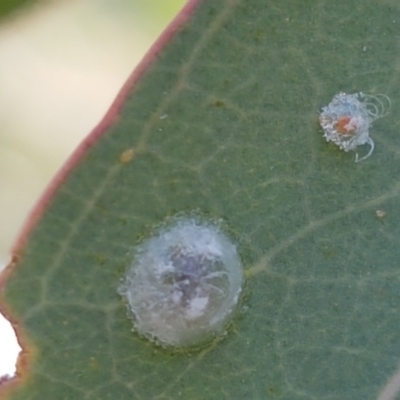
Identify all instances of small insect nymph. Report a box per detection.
[319,92,391,162]
[118,217,244,348]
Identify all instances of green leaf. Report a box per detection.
[2,0,400,398]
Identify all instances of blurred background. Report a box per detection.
[0,0,185,378]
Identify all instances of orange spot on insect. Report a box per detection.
[334,117,355,134]
[319,92,391,162]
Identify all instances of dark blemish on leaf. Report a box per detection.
[253,28,265,42]
[213,100,224,108]
[95,255,107,266]
[322,246,337,260]
[95,203,108,213]
[118,217,128,226]
[87,253,107,266]
[268,386,281,395]
[222,79,230,89]
[208,7,216,17]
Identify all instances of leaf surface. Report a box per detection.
[2,0,400,399]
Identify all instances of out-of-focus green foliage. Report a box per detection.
[0,0,36,19]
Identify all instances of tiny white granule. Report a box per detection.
[319,92,391,162]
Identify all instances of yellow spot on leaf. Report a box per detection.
[119,148,134,164]
[89,357,99,369]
